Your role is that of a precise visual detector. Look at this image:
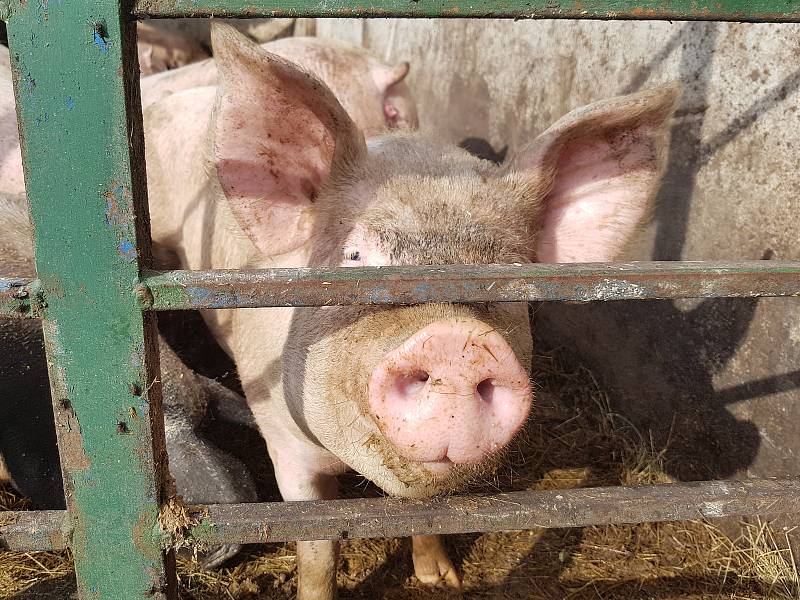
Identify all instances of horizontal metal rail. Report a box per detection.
[1,479,797,551]
[132,0,800,21]
[3,261,799,318]
[142,260,800,309]
[0,510,69,551]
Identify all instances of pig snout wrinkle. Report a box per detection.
[367,318,531,465]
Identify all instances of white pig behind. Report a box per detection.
[0,33,417,199]
[141,35,418,135]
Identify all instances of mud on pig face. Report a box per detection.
[210,24,678,497]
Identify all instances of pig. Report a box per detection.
[459,136,508,165]
[0,34,416,206]
[0,46,22,198]
[0,190,258,568]
[158,332,259,568]
[143,22,678,597]
[136,22,210,77]
[0,29,416,574]
[139,35,418,133]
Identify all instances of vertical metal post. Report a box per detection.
[5,1,175,598]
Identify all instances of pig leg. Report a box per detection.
[297,539,339,600]
[266,429,342,600]
[279,469,339,600]
[411,535,462,589]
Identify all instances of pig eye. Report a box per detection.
[345,250,361,261]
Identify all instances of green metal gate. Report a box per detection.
[0,1,799,598]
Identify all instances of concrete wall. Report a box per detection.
[317,19,800,482]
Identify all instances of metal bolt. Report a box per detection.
[134,283,154,310]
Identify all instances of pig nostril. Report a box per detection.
[391,370,429,400]
[477,378,495,403]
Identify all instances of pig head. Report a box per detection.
[145,22,677,595]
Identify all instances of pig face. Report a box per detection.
[209,24,677,498]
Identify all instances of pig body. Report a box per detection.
[0,49,22,198]
[144,24,677,597]
[0,27,210,200]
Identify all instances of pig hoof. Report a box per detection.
[411,537,462,590]
[413,557,462,589]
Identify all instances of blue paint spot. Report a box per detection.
[93,31,110,54]
[113,185,124,198]
[411,283,432,302]
[23,75,35,94]
[185,287,238,309]
[104,199,116,228]
[0,280,12,293]
[367,285,393,304]
[118,238,137,261]
[186,287,212,305]
[65,96,75,110]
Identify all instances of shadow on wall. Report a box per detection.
[452,22,800,592]
[466,21,800,483]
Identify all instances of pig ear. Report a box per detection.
[371,61,410,91]
[371,61,416,129]
[210,22,366,256]
[509,85,679,263]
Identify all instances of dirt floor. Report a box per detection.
[2,349,799,599]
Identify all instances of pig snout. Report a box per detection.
[368,318,531,465]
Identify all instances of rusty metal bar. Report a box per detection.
[0,510,69,551]
[2,479,797,551]
[186,479,800,543]
[140,260,800,310]
[132,0,800,22]
[4,261,800,319]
